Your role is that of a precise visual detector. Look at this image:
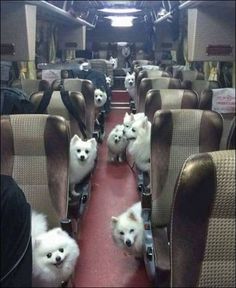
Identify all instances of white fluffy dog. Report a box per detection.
[125,116,151,172]
[124,72,136,100]
[32,227,79,287]
[31,210,48,246]
[111,202,144,257]
[107,124,128,163]
[123,112,145,138]
[106,75,112,88]
[109,56,118,69]
[69,135,97,196]
[94,88,107,108]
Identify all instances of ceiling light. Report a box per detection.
[105,16,137,27]
[98,8,141,14]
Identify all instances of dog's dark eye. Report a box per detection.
[120,231,124,235]
[47,253,52,258]
[132,128,136,132]
[85,150,89,154]
[130,229,134,233]
[77,149,81,153]
[59,248,64,253]
[125,124,129,128]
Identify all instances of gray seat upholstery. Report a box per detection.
[0,114,71,232]
[199,88,235,149]
[138,77,181,112]
[145,89,199,122]
[143,109,223,286]
[170,150,235,288]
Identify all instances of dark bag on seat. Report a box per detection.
[0,87,35,115]
[0,175,32,287]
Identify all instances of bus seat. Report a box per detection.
[145,89,199,122]
[136,89,199,194]
[30,91,86,139]
[178,70,205,81]
[199,88,235,149]
[30,90,90,220]
[90,59,114,86]
[137,70,170,99]
[11,79,50,99]
[227,117,235,149]
[170,150,235,288]
[142,109,223,286]
[0,114,72,234]
[138,77,181,112]
[63,79,95,139]
[185,79,220,96]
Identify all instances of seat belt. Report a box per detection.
[34,89,53,113]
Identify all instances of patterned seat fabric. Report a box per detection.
[138,77,181,112]
[0,114,70,229]
[171,150,235,288]
[149,109,223,285]
[30,91,86,139]
[145,89,199,122]
[199,88,235,149]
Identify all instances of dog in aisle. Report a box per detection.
[107,124,128,163]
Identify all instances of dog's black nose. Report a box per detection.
[56,256,61,262]
[80,155,85,161]
[126,240,132,247]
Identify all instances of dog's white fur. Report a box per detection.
[123,112,145,133]
[107,124,128,163]
[69,135,97,196]
[125,116,151,172]
[109,56,118,69]
[31,210,48,247]
[106,75,112,88]
[111,202,144,257]
[124,72,136,99]
[32,227,79,287]
[94,88,107,108]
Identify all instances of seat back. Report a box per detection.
[171,150,235,288]
[151,109,223,228]
[30,91,86,139]
[90,59,113,84]
[1,114,70,229]
[11,79,50,99]
[138,77,181,112]
[227,117,235,149]
[191,79,220,96]
[137,70,170,95]
[63,78,95,137]
[145,89,199,122]
[175,70,204,81]
[199,88,235,149]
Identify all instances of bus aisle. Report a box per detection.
[72,91,152,287]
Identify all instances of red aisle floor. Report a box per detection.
[72,92,152,287]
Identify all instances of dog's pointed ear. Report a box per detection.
[124,112,129,118]
[111,216,118,227]
[89,138,97,148]
[130,113,135,121]
[129,211,137,222]
[71,134,81,145]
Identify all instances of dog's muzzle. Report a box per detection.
[125,239,132,247]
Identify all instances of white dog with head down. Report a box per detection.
[111,202,144,258]
[125,116,151,172]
